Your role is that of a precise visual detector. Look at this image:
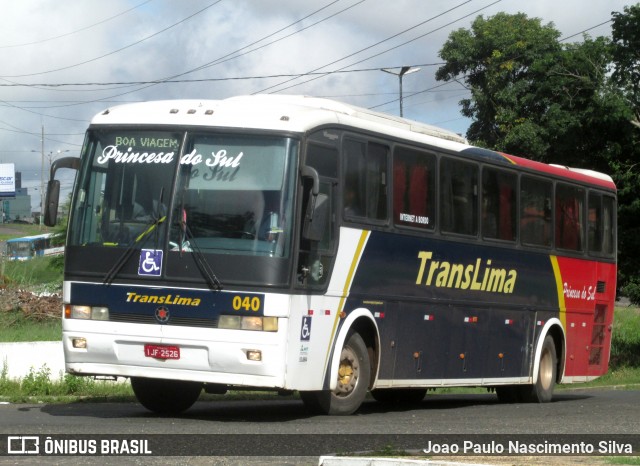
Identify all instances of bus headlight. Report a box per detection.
[218,315,278,332]
[65,305,110,321]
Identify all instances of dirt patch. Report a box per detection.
[0,286,61,321]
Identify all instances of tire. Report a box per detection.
[131,377,202,415]
[300,332,370,415]
[371,388,427,405]
[519,335,557,403]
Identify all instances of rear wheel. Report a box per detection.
[300,332,370,415]
[131,377,202,414]
[519,335,557,403]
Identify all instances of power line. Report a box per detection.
[0,64,443,88]
[0,0,155,49]
[253,0,476,94]
[0,0,224,79]
[260,0,503,95]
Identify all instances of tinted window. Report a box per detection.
[556,183,585,251]
[482,168,516,241]
[440,158,478,236]
[344,139,388,222]
[393,147,436,230]
[520,176,552,247]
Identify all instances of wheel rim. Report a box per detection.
[539,347,553,390]
[335,344,360,397]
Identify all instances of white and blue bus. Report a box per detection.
[5,233,64,261]
[45,95,617,415]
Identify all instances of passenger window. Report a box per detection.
[440,158,478,236]
[344,139,388,222]
[393,147,436,230]
[520,177,552,247]
[588,192,616,257]
[556,183,584,251]
[482,168,516,241]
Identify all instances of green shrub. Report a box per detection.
[21,365,52,396]
[610,307,640,368]
[623,280,640,306]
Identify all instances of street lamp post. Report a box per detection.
[381,66,421,117]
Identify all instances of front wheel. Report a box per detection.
[300,332,370,415]
[131,377,202,414]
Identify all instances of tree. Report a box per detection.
[436,10,640,303]
[610,4,640,304]
[435,13,562,159]
[611,4,640,129]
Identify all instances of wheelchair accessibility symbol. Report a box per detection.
[300,316,312,341]
[138,249,163,276]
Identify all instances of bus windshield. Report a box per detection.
[6,240,32,258]
[68,129,297,260]
[68,130,181,248]
[170,134,296,258]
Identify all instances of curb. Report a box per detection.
[318,457,491,466]
[0,341,64,380]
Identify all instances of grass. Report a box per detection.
[0,310,60,341]
[1,255,63,290]
[0,361,134,402]
[0,224,52,242]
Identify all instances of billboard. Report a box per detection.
[0,163,16,198]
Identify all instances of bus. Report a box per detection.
[5,233,64,261]
[44,95,616,415]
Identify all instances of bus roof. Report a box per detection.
[90,95,615,190]
[6,233,56,243]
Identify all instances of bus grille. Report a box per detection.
[109,313,219,328]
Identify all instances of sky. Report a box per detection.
[0,0,634,209]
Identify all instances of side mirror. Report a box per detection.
[303,193,329,242]
[44,180,60,227]
[43,156,80,227]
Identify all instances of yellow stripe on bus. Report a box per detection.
[549,255,567,328]
[323,229,370,373]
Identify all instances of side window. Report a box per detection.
[306,143,338,178]
[520,176,552,247]
[482,168,516,241]
[556,183,585,251]
[588,192,616,257]
[440,158,478,236]
[344,139,388,222]
[393,147,436,230]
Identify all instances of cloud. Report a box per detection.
[0,0,632,187]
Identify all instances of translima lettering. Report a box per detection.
[126,292,201,306]
[415,251,517,294]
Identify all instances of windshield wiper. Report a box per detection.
[179,208,223,291]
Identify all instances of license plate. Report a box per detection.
[144,344,180,360]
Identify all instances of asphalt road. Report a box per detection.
[0,390,639,435]
[0,390,639,464]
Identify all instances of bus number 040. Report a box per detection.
[232,296,261,312]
